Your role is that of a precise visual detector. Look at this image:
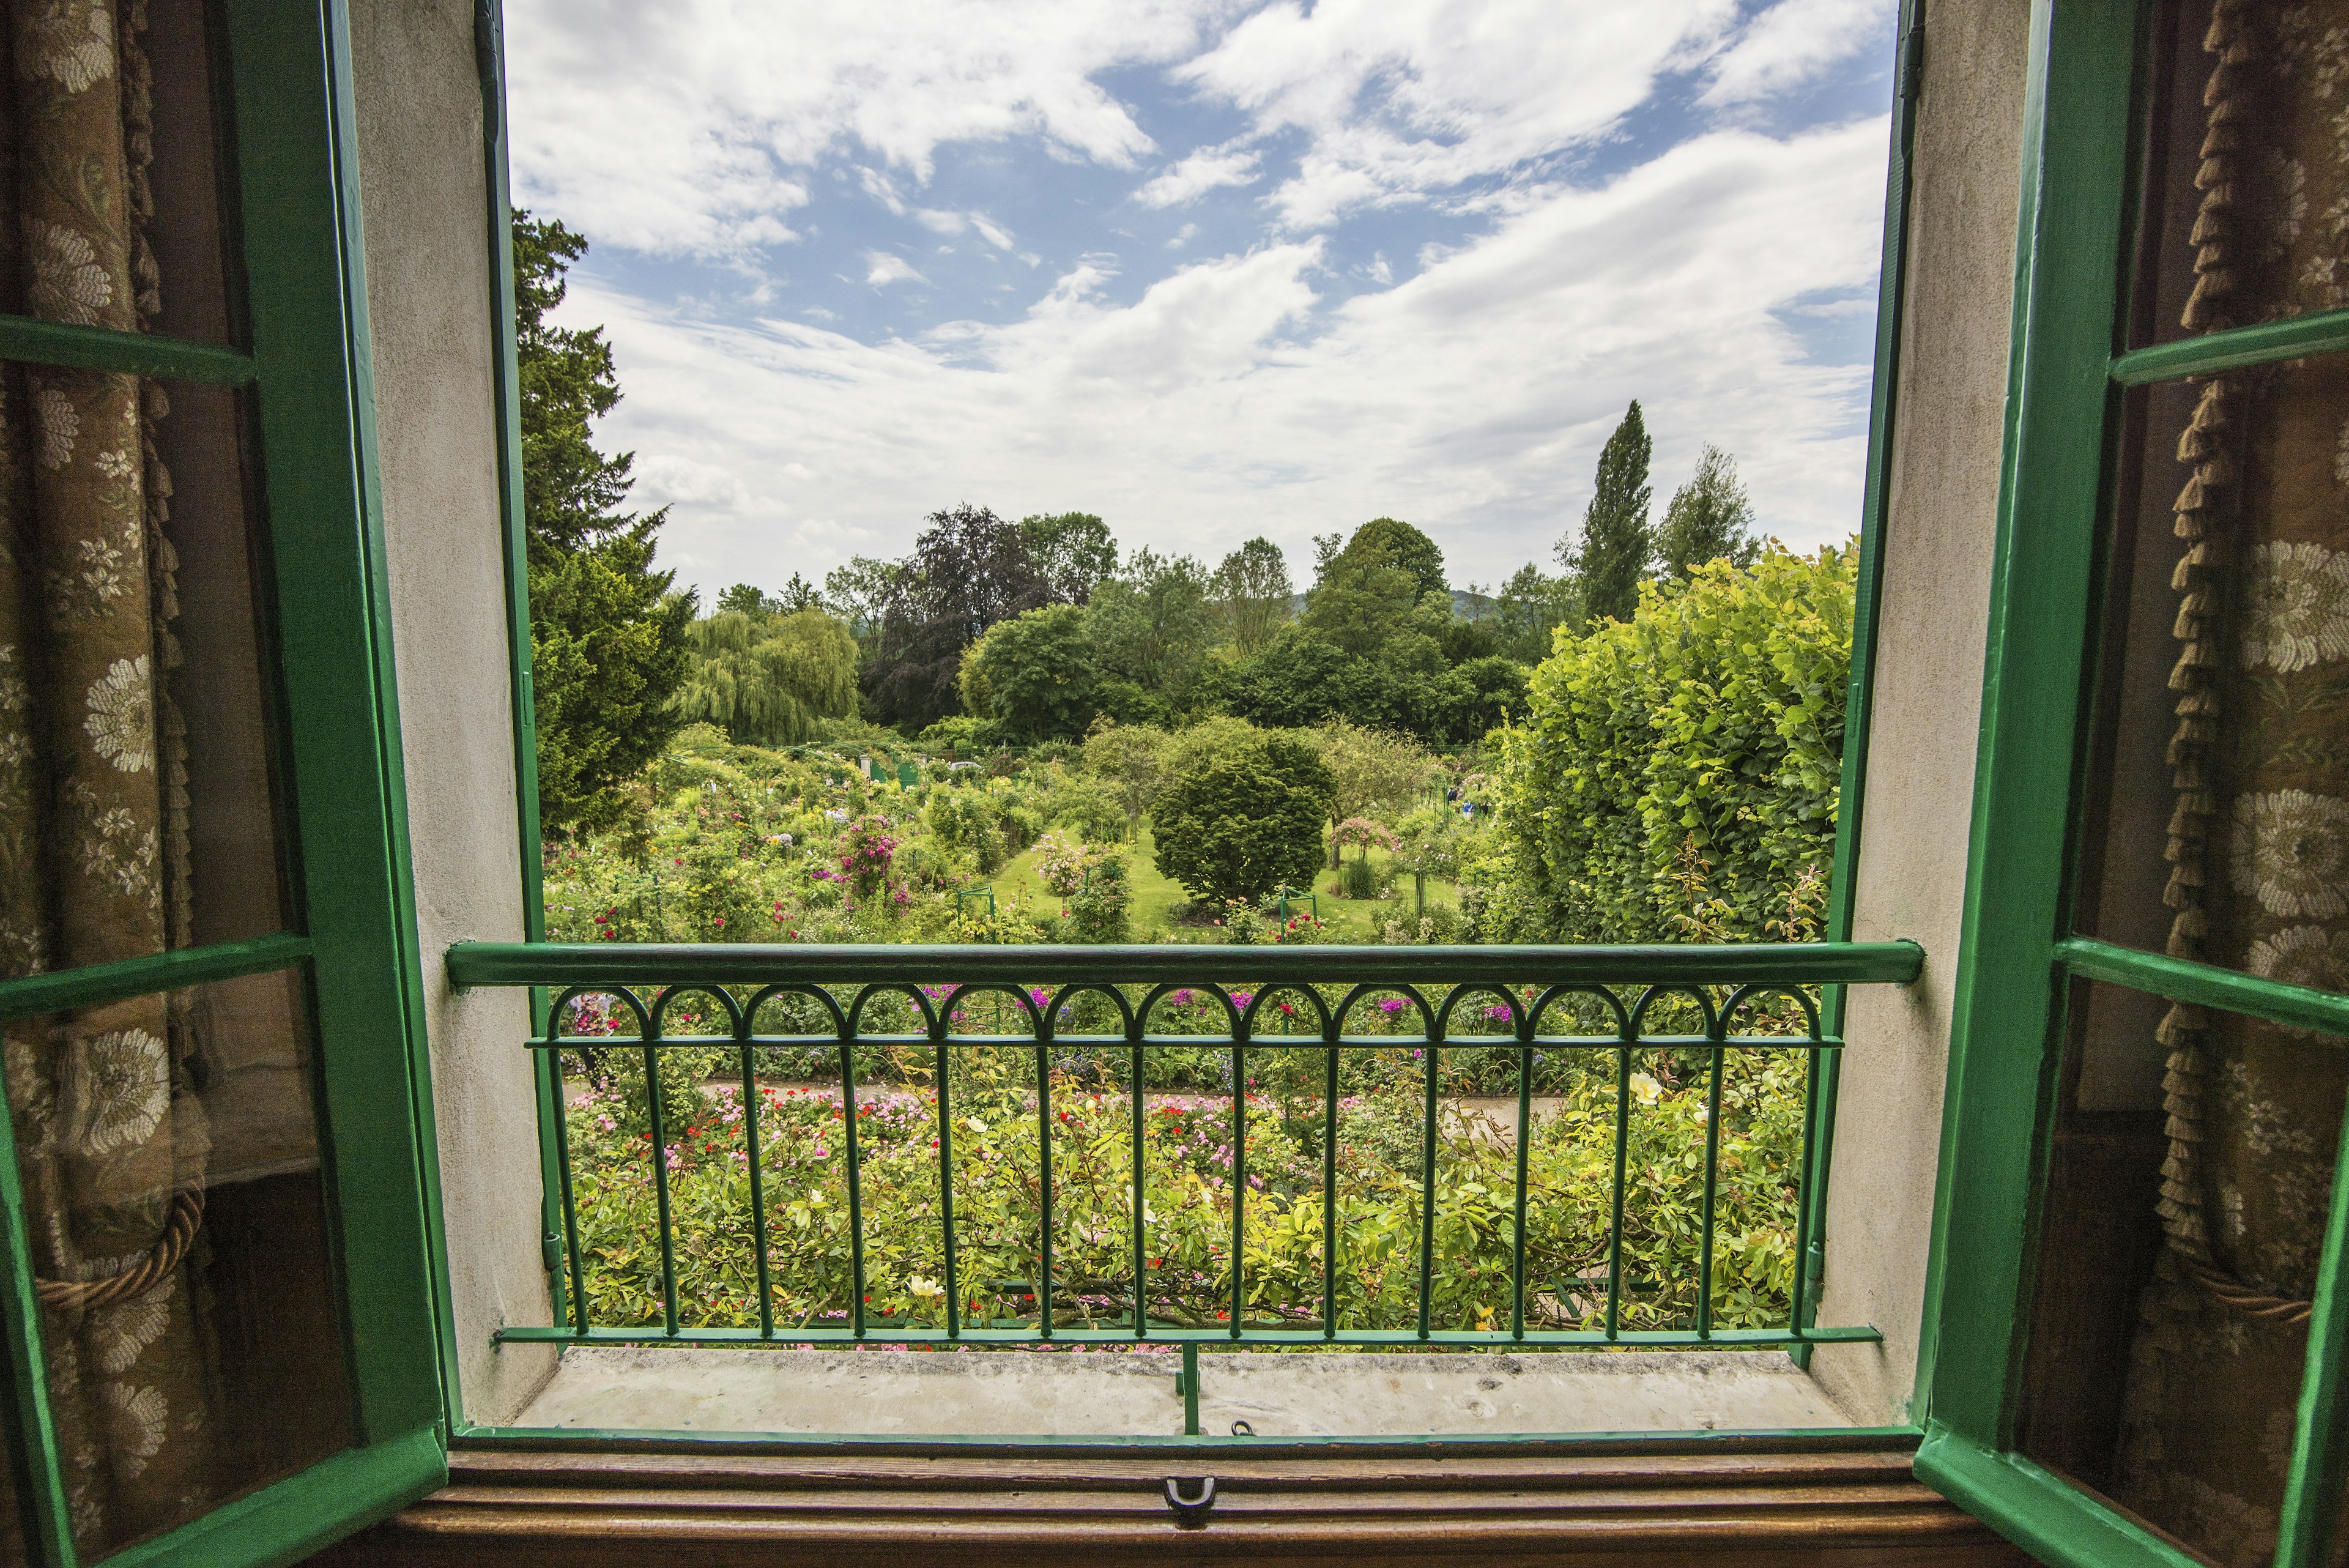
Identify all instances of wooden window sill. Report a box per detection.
[313,1441,2028,1567]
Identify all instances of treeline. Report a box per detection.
[684,398,1760,756]
[510,201,1769,842]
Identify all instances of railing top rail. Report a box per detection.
[446,939,1924,989]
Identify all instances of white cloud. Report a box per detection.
[1134,146,1263,207]
[864,251,927,286]
[505,0,1247,258]
[1167,222,1200,249]
[1176,0,1741,228]
[573,117,1888,595]
[1701,0,1889,106]
[971,215,1017,249]
[913,207,967,235]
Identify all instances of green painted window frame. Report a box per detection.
[0,1,451,1564]
[1915,2,2349,1564]
[462,0,1928,1454]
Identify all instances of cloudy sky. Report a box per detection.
[503,0,1896,603]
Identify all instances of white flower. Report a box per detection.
[80,804,156,905]
[2232,790,2349,917]
[2247,925,2349,1035]
[2241,541,2349,671]
[1629,1071,1663,1105]
[83,655,151,773]
[92,448,134,481]
[55,530,131,619]
[92,1291,169,1375]
[906,1275,944,1299]
[26,222,111,326]
[34,387,76,470]
[18,0,113,94]
[100,1383,165,1475]
[61,1027,167,1154]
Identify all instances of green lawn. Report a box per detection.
[985,820,1461,940]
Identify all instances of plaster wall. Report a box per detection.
[1811,0,2032,1425]
[348,1,555,1425]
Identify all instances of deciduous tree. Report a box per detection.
[862,503,1048,731]
[672,607,858,746]
[1211,537,1293,656]
[1089,548,1214,711]
[1082,718,1169,836]
[960,603,1100,741]
[1657,444,1761,578]
[1018,512,1118,604]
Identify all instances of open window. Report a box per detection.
[1920,1,2349,1564]
[0,0,448,1563]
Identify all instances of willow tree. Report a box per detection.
[672,607,859,746]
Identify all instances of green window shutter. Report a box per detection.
[0,0,456,1561]
[1921,0,2349,1562]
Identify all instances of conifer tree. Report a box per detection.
[514,210,691,838]
[1565,400,1655,624]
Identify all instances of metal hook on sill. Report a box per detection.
[1164,1475,1216,1529]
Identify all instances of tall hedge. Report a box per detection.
[1494,544,1854,942]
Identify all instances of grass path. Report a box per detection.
[984,820,1461,940]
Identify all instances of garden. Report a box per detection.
[553,983,1822,1342]
[535,540,1858,1353]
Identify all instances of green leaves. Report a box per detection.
[1152,727,1337,905]
[559,1036,1809,1339]
[672,607,859,748]
[1494,543,1854,943]
[516,211,692,837]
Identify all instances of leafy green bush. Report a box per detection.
[1493,544,1852,942]
[558,1034,1811,1337]
[1066,855,1132,943]
[1341,857,1376,899]
[1040,772,1126,842]
[1153,727,1336,905]
[924,790,1010,872]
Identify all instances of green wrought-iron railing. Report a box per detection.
[445,940,1921,1353]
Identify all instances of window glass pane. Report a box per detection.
[4,966,351,1561]
[2129,0,2349,347]
[0,360,292,976]
[2078,357,2349,999]
[0,0,240,345]
[2015,979,2336,1568]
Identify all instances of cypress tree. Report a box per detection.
[1567,400,1655,623]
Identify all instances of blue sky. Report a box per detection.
[505,0,1896,603]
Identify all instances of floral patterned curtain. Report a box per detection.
[2113,1,2349,1559]
[0,0,214,1554]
